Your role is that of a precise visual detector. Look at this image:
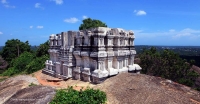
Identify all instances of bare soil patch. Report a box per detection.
[33,70,95,90]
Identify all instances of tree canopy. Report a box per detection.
[79,18,107,30]
[0,56,8,73]
[35,41,49,57]
[0,39,31,63]
[1,40,49,76]
[139,47,199,87]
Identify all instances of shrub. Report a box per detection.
[1,67,17,76]
[139,48,199,87]
[50,86,107,104]
[9,52,34,73]
[1,52,49,76]
[0,77,7,82]
[25,55,49,74]
[178,78,194,87]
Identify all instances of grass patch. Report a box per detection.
[0,77,7,82]
[29,82,37,87]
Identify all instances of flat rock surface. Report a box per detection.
[95,73,200,104]
[0,75,55,104]
[4,86,55,104]
[0,79,29,104]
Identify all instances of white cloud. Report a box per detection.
[1,0,7,4]
[37,26,44,29]
[1,0,15,8]
[133,30,144,33]
[35,3,44,9]
[4,4,15,8]
[169,29,175,32]
[133,28,200,45]
[134,28,200,40]
[172,28,200,39]
[82,15,88,19]
[51,0,63,5]
[0,31,3,35]
[134,10,146,16]
[64,17,79,23]
[30,26,33,29]
[35,3,40,8]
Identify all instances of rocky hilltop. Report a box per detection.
[95,73,200,104]
[0,72,200,104]
[0,75,55,104]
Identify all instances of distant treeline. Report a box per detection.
[0,46,3,51]
[0,46,37,51]
[1,45,200,67]
[135,45,200,67]
[135,45,200,56]
[180,55,200,67]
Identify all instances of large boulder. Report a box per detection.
[4,86,55,104]
[0,75,55,104]
[0,80,29,104]
[95,73,200,104]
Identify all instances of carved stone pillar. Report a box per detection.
[91,57,108,84]
[73,51,81,80]
[107,57,118,76]
[117,56,128,73]
[81,52,91,82]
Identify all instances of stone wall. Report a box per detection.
[43,27,142,83]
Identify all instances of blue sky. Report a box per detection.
[0,0,200,46]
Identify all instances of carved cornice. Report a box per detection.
[90,52,107,57]
[81,52,89,56]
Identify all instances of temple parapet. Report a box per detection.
[42,27,142,84]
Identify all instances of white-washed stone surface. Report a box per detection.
[43,27,142,83]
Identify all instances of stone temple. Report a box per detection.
[43,27,142,83]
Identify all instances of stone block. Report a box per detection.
[108,68,118,76]
[82,68,91,82]
[118,67,128,73]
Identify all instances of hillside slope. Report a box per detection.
[95,73,200,104]
[0,75,55,104]
[1,72,200,104]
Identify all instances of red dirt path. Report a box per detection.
[33,70,95,90]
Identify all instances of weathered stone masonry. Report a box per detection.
[43,27,142,83]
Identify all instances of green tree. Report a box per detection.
[0,56,8,73]
[139,47,199,87]
[0,39,31,63]
[25,54,49,74]
[1,40,50,76]
[35,41,49,57]
[79,18,107,30]
[2,52,34,76]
